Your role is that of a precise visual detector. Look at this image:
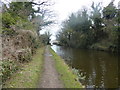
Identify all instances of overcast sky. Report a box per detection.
[41,0,119,40]
[1,0,119,40]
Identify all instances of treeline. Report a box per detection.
[57,1,120,53]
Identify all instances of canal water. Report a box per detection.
[51,45,119,88]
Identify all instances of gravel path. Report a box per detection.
[38,46,63,88]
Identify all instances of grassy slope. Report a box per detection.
[50,47,84,88]
[3,47,45,88]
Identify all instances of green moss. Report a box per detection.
[3,47,45,88]
[50,47,84,88]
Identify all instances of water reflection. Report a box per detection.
[51,45,119,88]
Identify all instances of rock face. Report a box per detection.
[1,30,37,61]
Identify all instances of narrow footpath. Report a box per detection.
[38,46,63,88]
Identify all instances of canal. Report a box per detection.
[51,45,119,88]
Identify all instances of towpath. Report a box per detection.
[38,46,63,88]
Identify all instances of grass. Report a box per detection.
[3,47,45,88]
[50,47,84,88]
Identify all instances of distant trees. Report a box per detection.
[57,9,91,48]
[40,31,52,45]
[57,1,119,52]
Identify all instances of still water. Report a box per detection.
[51,45,119,88]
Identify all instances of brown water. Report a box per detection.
[51,45,119,88]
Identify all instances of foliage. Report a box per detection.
[1,60,20,83]
[57,9,92,48]
[40,31,52,45]
[90,2,107,42]
[102,1,117,19]
[8,2,34,19]
[1,1,54,36]
[57,1,119,52]
[2,12,16,35]
[0,13,2,34]
[1,0,54,86]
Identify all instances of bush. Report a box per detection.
[1,60,20,83]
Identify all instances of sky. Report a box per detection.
[39,0,120,41]
[1,0,120,40]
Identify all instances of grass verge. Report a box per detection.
[50,47,84,88]
[3,47,45,88]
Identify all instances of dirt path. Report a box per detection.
[38,46,63,88]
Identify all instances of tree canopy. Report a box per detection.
[1,0,54,36]
[57,1,119,53]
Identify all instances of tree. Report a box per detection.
[56,1,119,52]
[57,8,92,48]
[116,5,120,53]
[90,2,104,42]
[1,0,54,36]
[102,0,116,19]
[102,0,118,52]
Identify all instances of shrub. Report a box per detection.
[1,60,20,83]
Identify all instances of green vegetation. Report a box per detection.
[1,0,119,88]
[1,0,54,86]
[1,60,20,83]
[50,47,84,88]
[1,47,36,84]
[57,1,120,53]
[3,47,45,88]
[2,1,53,36]
[40,31,52,45]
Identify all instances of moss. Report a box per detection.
[3,47,45,88]
[50,47,84,88]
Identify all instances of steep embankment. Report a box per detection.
[1,29,40,85]
[2,30,38,61]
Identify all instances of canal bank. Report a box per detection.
[50,46,84,88]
